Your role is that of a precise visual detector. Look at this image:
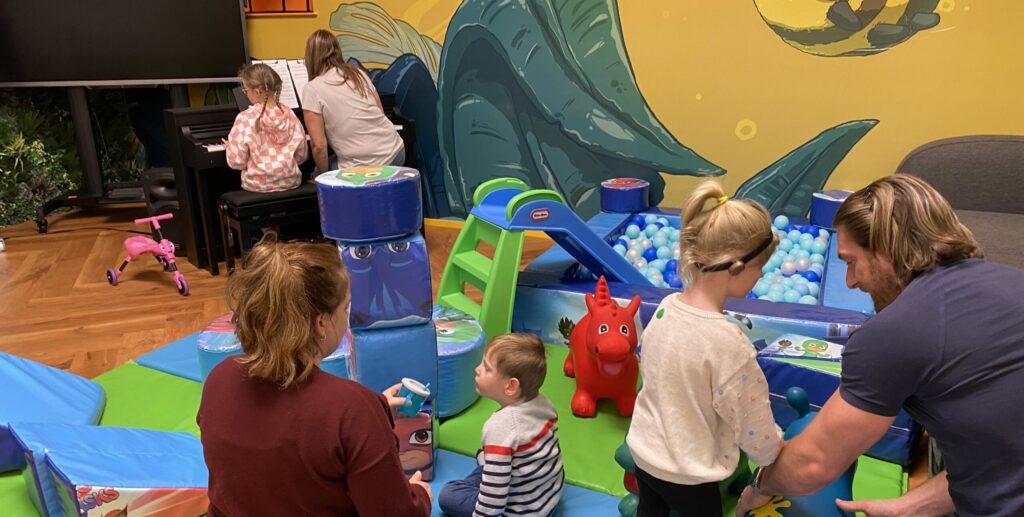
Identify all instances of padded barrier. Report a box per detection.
[758,351,921,466]
[433,305,485,417]
[10,423,205,517]
[0,353,106,472]
[46,442,207,517]
[353,322,438,397]
[316,165,422,242]
[340,234,432,330]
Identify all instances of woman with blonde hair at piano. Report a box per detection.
[224,63,308,192]
[302,29,405,173]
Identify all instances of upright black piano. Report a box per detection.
[165,94,416,275]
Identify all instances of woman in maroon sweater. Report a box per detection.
[197,239,432,516]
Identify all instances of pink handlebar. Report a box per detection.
[135,213,174,228]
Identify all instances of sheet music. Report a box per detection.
[287,60,309,106]
[254,59,300,109]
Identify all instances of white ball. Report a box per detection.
[780,260,797,276]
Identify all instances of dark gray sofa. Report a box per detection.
[897,135,1024,269]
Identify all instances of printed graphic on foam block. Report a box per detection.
[59,485,208,517]
[759,334,844,361]
[433,305,485,417]
[316,166,422,242]
[11,423,204,517]
[339,234,432,330]
[394,411,435,481]
[0,352,106,472]
[353,323,438,396]
[196,313,241,381]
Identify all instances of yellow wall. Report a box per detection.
[248,0,1021,204]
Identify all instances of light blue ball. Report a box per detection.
[657,246,672,260]
[669,229,680,242]
[811,238,829,255]
[807,283,820,296]
[794,249,811,259]
[652,234,668,248]
[781,277,794,288]
[613,244,627,256]
[819,229,831,239]
[769,256,783,269]
[753,282,770,296]
[798,295,818,305]
[643,224,659,237]
[644,214,659,225]
[773,215,790,230]
[762,292,783,302]
[787,230,803,242]
[647,272,664,285]
[650,259,667,273]
[626,224,641,238]
[793,283,810,296]
[657,217,670,226]
[768,283,786,295]
[810,253,826,265]
[783,290,802,303]
[778,239,794,252]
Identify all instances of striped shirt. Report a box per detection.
[474,395,564,516]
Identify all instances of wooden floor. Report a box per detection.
[0,204,554,379]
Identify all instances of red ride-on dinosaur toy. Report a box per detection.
[106,213,188,296]
[563,276,641,417]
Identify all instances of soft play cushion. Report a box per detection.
[316,165,422,242]
[46,443,208,517]
[0,353,106,472]
[10,423,205,517]
[433,305,485,417]
[340,233,432,330]
[757,337,921,466]
[196,313,241,381]
[353,322,438,396]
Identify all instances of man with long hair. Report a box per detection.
[737,175,1024,516]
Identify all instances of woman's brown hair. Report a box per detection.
[226,237,350,389]
[303,29,372,99]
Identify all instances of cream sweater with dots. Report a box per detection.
[627,294,783,485]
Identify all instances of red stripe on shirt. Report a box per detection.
[482,417,558,456]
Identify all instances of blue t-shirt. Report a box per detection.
[840,259,1024,516]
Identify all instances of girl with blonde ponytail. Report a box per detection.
[224,63,308,193]
[626,180,782,514]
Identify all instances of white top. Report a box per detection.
[301,67,403,169]
[627,294,783,485]
[475,395,564,516]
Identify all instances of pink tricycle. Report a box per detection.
[106,213,188,296]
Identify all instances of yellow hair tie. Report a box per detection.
[716,195,730,206]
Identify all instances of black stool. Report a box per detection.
[218,183,320,273]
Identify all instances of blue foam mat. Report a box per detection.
[135,333,203,382]
[427,450,619,516]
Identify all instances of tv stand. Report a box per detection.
[35,85,188,233]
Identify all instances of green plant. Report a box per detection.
[0,88,142,226]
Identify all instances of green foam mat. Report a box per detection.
[439,344,633,497]
[93,361,203,436]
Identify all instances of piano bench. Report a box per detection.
[217,183,321,274]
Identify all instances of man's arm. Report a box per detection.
[303,110,330,173]
[761,390,894,495]
[836,471,954,517]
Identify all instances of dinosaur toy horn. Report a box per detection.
[595,276,612,307]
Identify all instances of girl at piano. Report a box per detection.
[224,63,308,193]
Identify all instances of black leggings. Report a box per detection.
[635,467,722,517]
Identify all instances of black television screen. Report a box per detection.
[0,0,249,86]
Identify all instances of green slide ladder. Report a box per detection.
[436,178,564,342]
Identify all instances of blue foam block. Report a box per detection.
[0,353,106,472]
[340,233,433,330]
[354,323,438,396]
[316,165,422,242]
[134,333,202,382]
[600,178,650,213]
[10,423,205,517]
[196,313,242,381]
[758,356,920,466]
[428,450,620,516]
[433,305,485,417]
